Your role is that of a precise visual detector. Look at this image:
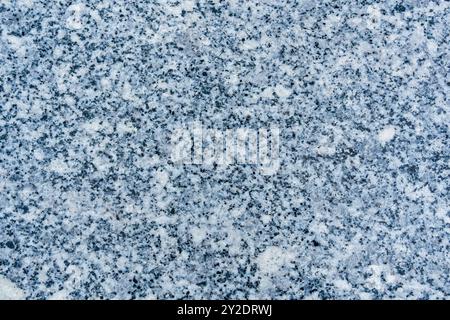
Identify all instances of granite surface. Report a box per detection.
[0,0,449,300]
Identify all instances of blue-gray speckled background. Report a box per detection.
[0,0,449,299]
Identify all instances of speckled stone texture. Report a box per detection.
[0,0,449,300]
